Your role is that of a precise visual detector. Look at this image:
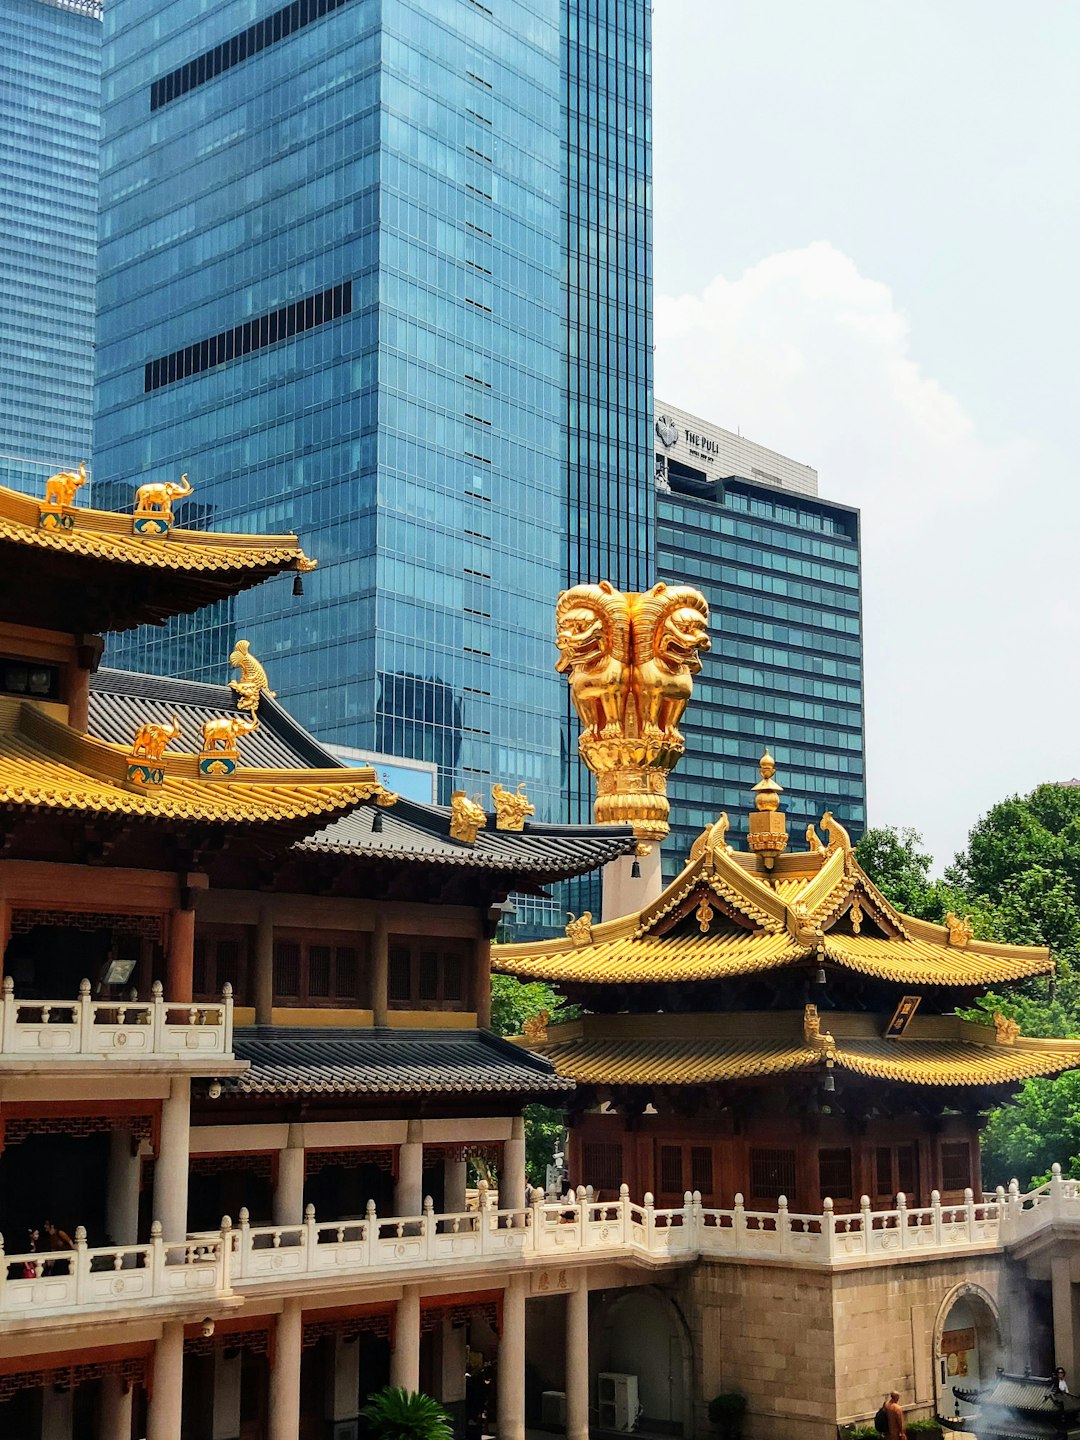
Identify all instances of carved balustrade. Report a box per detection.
[0,978,233,1059]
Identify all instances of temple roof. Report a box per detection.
[0,481,315,632]
[524,1012,1080,1090]
[0,696,386,830]
[493,815,1052,989]
[225,1027,575,1097]
[87,668,637,885]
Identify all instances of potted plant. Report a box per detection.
[907,1418,943,1440]
[708,1392,748,1440]
[360,1387,454,1440]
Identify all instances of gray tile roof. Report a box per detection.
[90,668,334,769]
[89,669,637,880]
[226,1027,575,1096]
[301,802,635,875]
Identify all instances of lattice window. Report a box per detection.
[302,1313,390,1349]
[4,1114,153,1146]
[659,1145,683,1195]
[582,1141,624,1193]
[387,937,471,1011]
[818,1147,853,1201]
[0,1355,146,1402]
[875,1146,892,1196]
[11,909,161,939]
[690,1147,714,1196]
[749,1147,796,1201]
[185,1326,269,1357]
[421,1298,499,1334]
[940,1141,972,1193]
[304,1147,396,1178]
[273,934,369,1007]
[190,1153,273,1179]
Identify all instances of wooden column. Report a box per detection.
[167,906,195,1004]
[474,938,492,1028]
[372,912,389,1026]
[254,905,274,1026]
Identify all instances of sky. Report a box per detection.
[651,0,1080,871]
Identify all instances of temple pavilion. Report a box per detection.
[494,755,1080,1213]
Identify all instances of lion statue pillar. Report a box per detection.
[555,580,710,916]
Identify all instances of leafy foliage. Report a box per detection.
[489,974,574,1186]
[858,799,1080,1189]
[359,1389,453,1440]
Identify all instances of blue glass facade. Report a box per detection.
[96,0,569,824]
[0,0,100,496]
[657,475,866,875]
[562,0,653,836]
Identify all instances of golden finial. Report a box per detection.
[555,580,710,838]
[849,898,864,935]
[747,750,788,862]
[229,640,275,714]
[38,461,88,530]
[565,911,593,946]
[945,911,974,948]
[491,782,535,831]
[521,1009,550,1043]
[696,895,715,933]
[130,716,181,762]
[133,471,192,535]
[449,791,486,845]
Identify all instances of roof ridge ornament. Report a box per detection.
[946,911,975,948]
[133,471,192,536]
[229,640,275,714]
[565,911,593,946]
[199,713,258,778]
[492,781,535,831]
[748,749,788,865]
[555,580,710,838]
[449,791,486,845]
[39,462,88,530]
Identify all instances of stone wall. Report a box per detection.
[680,1254,1008,1440]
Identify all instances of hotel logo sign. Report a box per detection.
[654,414,679,449]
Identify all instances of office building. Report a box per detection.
[0,0,101,495]
[95,0,654,877]
[654,400,865,869]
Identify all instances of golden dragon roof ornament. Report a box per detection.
[555,580,710,838]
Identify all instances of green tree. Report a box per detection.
[489,974,574,1187]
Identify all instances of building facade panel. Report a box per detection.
[0,0,101,496]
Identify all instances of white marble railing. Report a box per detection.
[996,1164,1080,1245]
[0,1223,227,1321]
[3,1177,1066,1325]
[0,978,233,1058]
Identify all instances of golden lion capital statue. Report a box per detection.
[555,581,709,837]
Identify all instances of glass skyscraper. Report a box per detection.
[96,1,654,865]
[0,0,101,496]
[654,403,865,875]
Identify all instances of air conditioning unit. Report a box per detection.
[541,1390,567,1425]
[598,1373,640,1432]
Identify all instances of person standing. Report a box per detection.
[885,1392,907,1440]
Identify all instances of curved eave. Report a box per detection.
[824,935,1053,985]
[537,1037,1080,1089]
[493,930,813,983]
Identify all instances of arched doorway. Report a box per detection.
[935,1285,1001,1421]
[593,1287,692,1435]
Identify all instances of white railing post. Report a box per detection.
[777,1195,790,1257]
[77,979,93,1051]
[896,1192,908,1250]
[222,982,233,1053]
[692,1189,703,1253]
[964,1187,977,1243]
[931,1190,943,1247]
[423,1196,435,1261]
[529,1187,545,1256]
[364,1200,377,1269]
[733,1193,746,1255]
[1050,1163,1066,1219]
[304,1204,317,1272]
[150,1219,164,1293]
[236,1208,250,1281]
[643,1191,655,1252]
[682,1192,694,1254]
[151,981,164,1051]
[73,1225,88,1305]
[219,1215,232,1293]
[822,1197,835,1261]
[860,1194,872,1256]
[575,1186,587,1253]
[0,977,12,1053]
[619,1183,631,1246]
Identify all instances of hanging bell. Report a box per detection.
[292,572,304,597]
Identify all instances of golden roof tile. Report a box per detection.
[0,699,388,826]
[492,813,1050,989]
[537,1027,1080,1089]
[0,484,315,575]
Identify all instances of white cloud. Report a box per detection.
[655,243,1080,869]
